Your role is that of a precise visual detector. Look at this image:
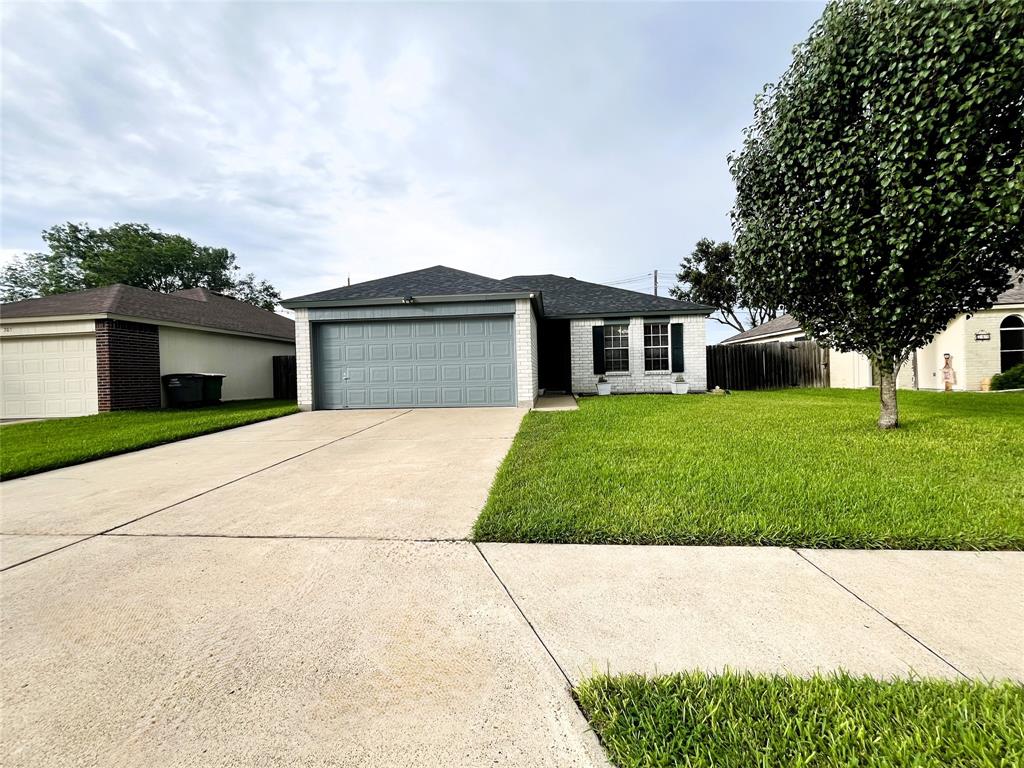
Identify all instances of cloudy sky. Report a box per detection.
[1,1,823,341]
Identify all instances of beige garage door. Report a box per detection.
[1,335,98,418]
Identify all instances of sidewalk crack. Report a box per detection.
[791,548,968,679]
[474,543,574,689]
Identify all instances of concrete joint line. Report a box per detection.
[100,532,467,544]
[0,410,413,573]
[791,548,968,680]
[473,543,574,690]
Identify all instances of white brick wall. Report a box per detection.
[570,315,707,394]
[515,298,539,407]
[294,308,314,410]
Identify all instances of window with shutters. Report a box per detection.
[644,322,669,371]
[604,324,629,372]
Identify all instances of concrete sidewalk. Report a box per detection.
[479,543,1024,683]
[2,407,1021,767]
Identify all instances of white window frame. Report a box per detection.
[644,322,669,372]
[604,323,630,372]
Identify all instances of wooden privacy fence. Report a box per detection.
[706,340,830,390]
[272,355,297,400]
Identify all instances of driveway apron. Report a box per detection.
[0,407,607,767]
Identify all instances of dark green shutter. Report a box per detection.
[670,323,684,372]
[592,326,606,374]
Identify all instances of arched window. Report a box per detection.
[1001,315,1024,371]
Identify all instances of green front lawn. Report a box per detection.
[473,389,1024,549]
[576,671,1024,768]
[0,399,299,480]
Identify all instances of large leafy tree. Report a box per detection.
[671,238,782,332]
[730,0,1024,428]
[1,222,281,311]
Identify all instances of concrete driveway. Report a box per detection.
[0,408,606,768]
[2,407,1020,766]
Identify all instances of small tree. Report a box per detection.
[730,0,1024,428]
[1,222,281,311]
[670,238,782,332]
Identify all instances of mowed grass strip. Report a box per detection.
[473,389,1024,549]
[0,399,299,480]
[576,671,1024,768]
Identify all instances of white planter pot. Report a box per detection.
[671,381,689,395]
[596,381,612,396]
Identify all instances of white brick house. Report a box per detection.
[282,266,712,410]
[720,280,1024,391]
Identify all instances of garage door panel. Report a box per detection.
[441,388,463,405]
[2,334,98,418]
[491,386,513,402]
[315,316,516,409]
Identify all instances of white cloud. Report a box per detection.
[0,1,823,301]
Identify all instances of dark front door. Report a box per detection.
[537,319,572,392]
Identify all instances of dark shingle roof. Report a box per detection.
[721,313,801,344]
[502,274,713,317]
[722,276,1024,345]
[997,274,1024,304]
[0,284,294,341]
[284,265,523,304]
[283,265,713,317]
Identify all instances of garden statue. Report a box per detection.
[942,354,957,392]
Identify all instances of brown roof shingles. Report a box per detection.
[0,284,294,341]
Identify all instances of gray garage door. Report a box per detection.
[315,317,516,409]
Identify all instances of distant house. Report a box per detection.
[280,265,713,410]
[1,285,295,418]
[720,282,1024,391]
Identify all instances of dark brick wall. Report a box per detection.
[95,320,161,411]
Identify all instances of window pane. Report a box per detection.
[1001,328,1024,350]
[644,323,669,371]
[1002,350,1024,372]
[604,325,629,371]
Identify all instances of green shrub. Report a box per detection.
[991,363,1024,391]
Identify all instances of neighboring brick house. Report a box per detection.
[1,284,295,418]
[281,265,712,410]
[720,280,1024,391]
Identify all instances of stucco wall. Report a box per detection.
[570,315,707,394]
[159,326,295,404]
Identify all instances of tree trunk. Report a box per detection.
[877,363,899,429]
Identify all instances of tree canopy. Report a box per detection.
[729,0,1024,427]
[1,222,281,311]
[671,238,782,332]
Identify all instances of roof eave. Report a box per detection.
[0,312,294,343]
[281,291,535,309]
[545,308,713,320]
